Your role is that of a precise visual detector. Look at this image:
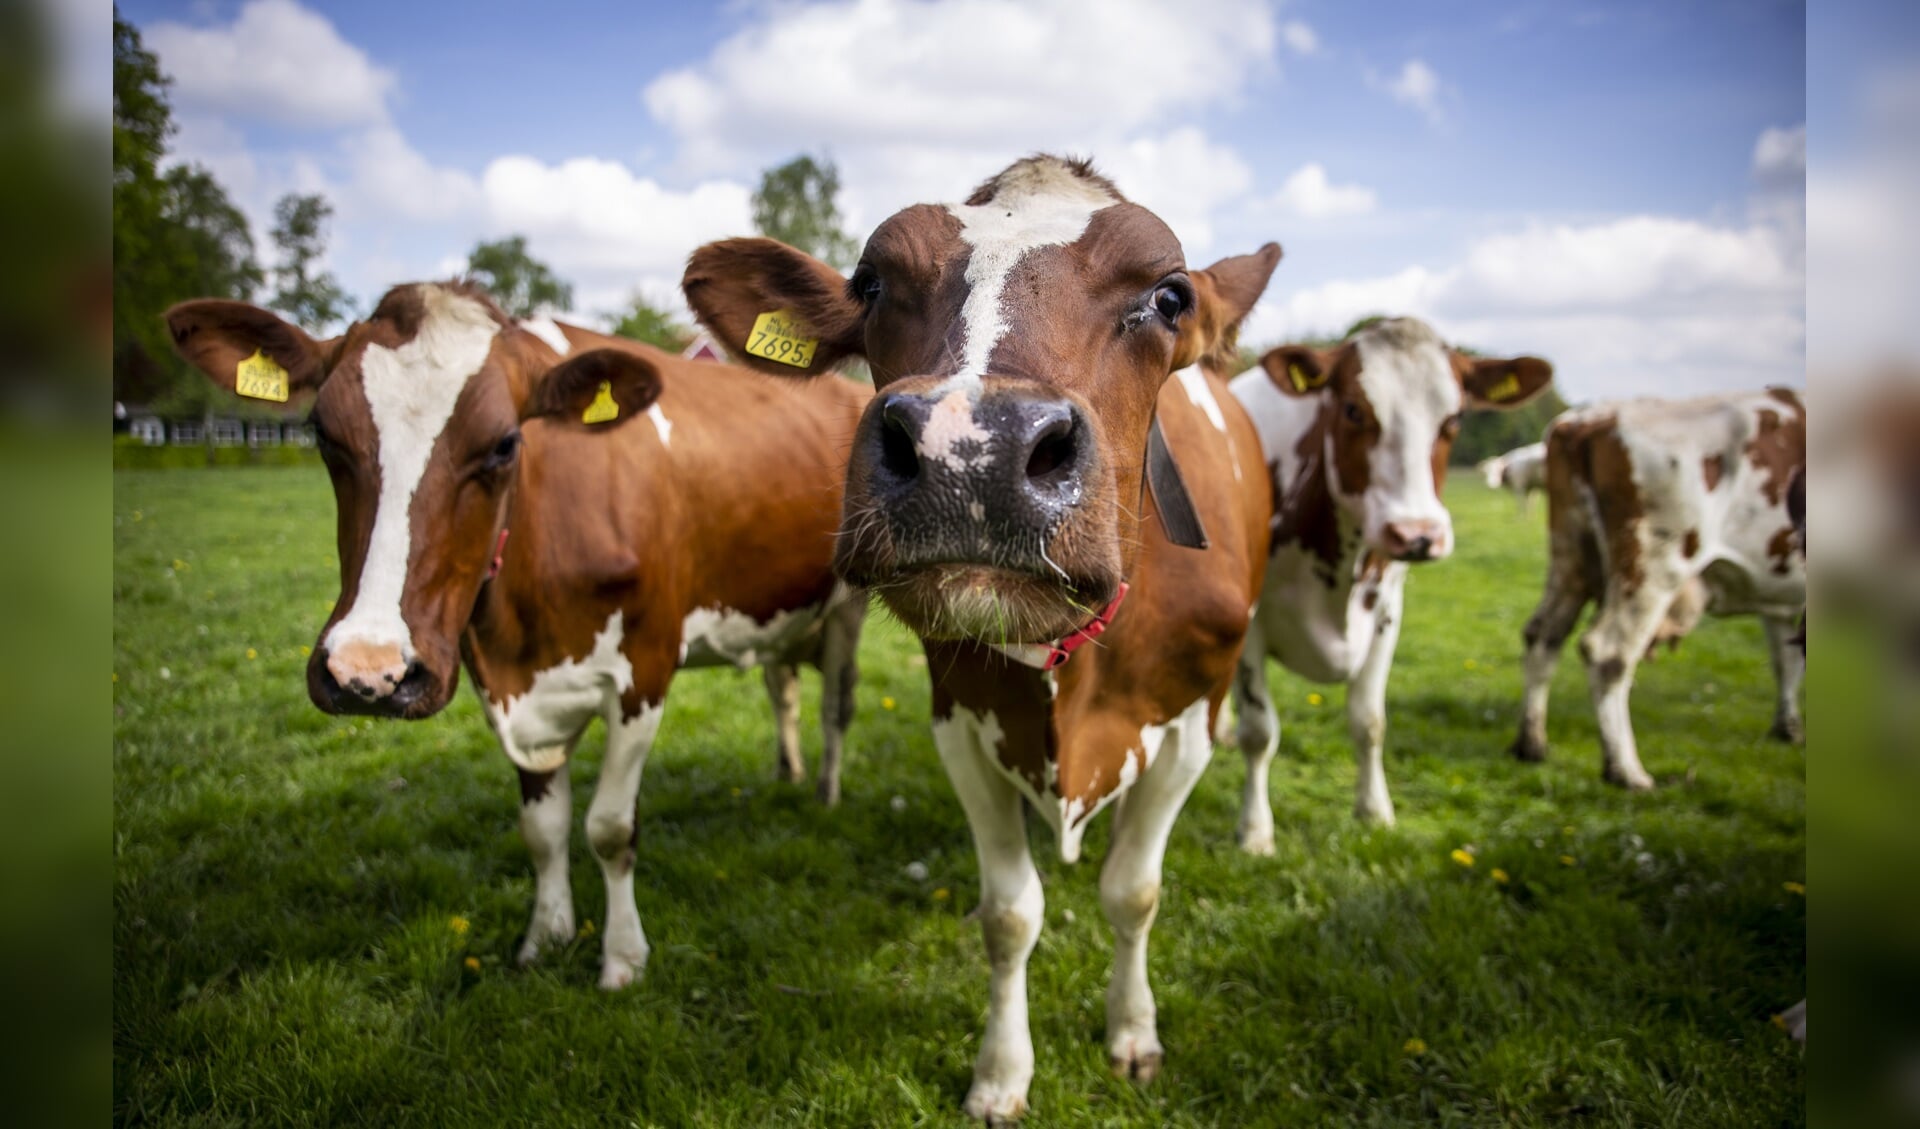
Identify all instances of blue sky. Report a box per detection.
[119,0,1807,400]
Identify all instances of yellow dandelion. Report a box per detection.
[112,672,118,683]
[133,510,143,521]
[173,559,188,571]
[730,787,743,798]
[882,696,897,710]
[1770,1013,1789,1031]
[1464,659,1477,670]
[581,919,596,937]
[1491,868,1510,886]
[464,956,481,972]
[707,951,718,962]
[1562,825,1576,837]
[300,645,312,657]
[449,915,470,934]
[714,870,727,881]
[1307,692,1324,706]
[246,648,258,660]
[1559,855,1577,867]
[1450,848,1475,868]
[933,887,951,901]
[1403,1038,1426,1056]
[1783,881,1805,896]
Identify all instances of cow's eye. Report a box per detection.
[1343,401,1365,426]
[484,431,521,471]
[851,266,882,305]
[1152,282,1191,323]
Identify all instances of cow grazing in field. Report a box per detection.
[1226,319,1553,834]
[685,155,1279,1123]
[1512,389,1806,789]
[1478,440,1549,514]
[166,285,869,989]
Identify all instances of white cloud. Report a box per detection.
[1265,163,1377,219]
[343,127,483,222]
[147,0,395,129]
[1280,20,1319,55]
[642,0,1277,171]
[1753,124,1806,183]
[1101,129,1254,254]
[1373,58,1444,124]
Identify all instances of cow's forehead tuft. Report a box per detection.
[964,154,1124,210]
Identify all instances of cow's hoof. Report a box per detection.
[1603,764,1656,791]
[1354,801,1397,828]
[1237,827,1276,856]
[774,757,805,784]
[597,944,650,991]
[1769,717,1805,746]
[1108,1031,1165,1082]
[1510,735,1548,763]
[517,914,575,967]
[962,1084,1028,1124]
[816,777,842,807]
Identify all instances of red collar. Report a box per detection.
[992,582,1130,671]
[486,526,510,580]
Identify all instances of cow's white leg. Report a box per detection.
[1580,578,1681,791]
[1102,697,1213,1082]
[1764,615,1806,745]
[1232,624,1279,855]
[515,761,576,966]
[1514,575,1588,763]
[764,662,805,783]
[1349,583,1404,825]
[814,590,866,807]
[933,711,1042,1124]
[585,697,664,990]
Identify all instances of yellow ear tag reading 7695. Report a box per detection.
[235,349,290,402]
[745,310,819,369]
[581,380,620,424]
[1487,372,1521,402]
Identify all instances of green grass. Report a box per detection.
[113,469,1804,1126]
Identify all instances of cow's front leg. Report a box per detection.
[933,708,1042,1124]
[1102,697,1214,1082]
[1232,629,1279,855]
[1764,615,1806,744]
[586,694,664,990]
[1349,585,1404,825]
[763,662,805,783]
[515,761,576,965]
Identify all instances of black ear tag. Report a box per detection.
[1146,415,1209,550]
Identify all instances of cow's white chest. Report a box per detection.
[1257,548,1402,684]
[678,583,849,669]
[485,611,633,772]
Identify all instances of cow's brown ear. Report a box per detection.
[1175,242,1282,372]
[682,237,865,378]
[164,300,335,402]
[1459,354,1553,409]
[524,348,663,429]
[1259,344,1333,397]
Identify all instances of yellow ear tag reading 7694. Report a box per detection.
[745,310,819,369]
[581,380,620,424]
[235,349,290,402]
[1288,363,1319,393]
[1487,372,1522,402]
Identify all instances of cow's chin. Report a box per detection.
[876,565,1112,644]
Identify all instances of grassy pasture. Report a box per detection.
[113,468,1804,1126]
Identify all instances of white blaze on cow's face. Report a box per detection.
[320,286,504,693]
[1346,323,1464,561]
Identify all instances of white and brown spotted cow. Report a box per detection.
[1479,440,1549,515]
[685,155,1279,1123]
[1226,318,1554,835]
[1511,389,1806,788]
[166,284,868,989]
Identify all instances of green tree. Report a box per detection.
[465,235,572,318]
[752,155,859,268]
[268,193,354,332]
[609,295,693,353]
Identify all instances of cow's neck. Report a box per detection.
[1269,404,1364,591]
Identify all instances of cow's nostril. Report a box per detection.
[878,410,920,483]
[1025,418,1075,481]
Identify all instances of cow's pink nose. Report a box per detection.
[326,640,411,701]
[1382,520,1446,562]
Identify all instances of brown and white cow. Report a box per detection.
[1226,318,1553,835]
[1478,440,1549,515]
[685,155,1278,1122]
[165,284,869,988]
[1511,389,1806,788]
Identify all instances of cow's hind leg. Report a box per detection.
[586,692,665,990]
[1513,573,1588,764]
[814,589,867,807]
[934,713,1043,1123]
[1765,614,1806,744]
[1580,580,1682,791]
[1232,635,1279,855]
[1103,697,1214,1082]
[764,663,805,783]
[515,760,576,966]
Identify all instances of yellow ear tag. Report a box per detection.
[1288,363,1316,393]
[1488,372,1521,402]
[581,380,620,424]
[744,310,819,369]
[235,349,290,402]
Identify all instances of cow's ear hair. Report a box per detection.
[524,348,664,429]
[1259,344,1333,397]
[164,300,336,399]
[1174,242,1282,371]
[1459,354,1553,409]
[682,237,865,377]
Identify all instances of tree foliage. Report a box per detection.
[609,295,693,353]
[465,236,572,319]
[752,155,859,268]
[268,193,354,333]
